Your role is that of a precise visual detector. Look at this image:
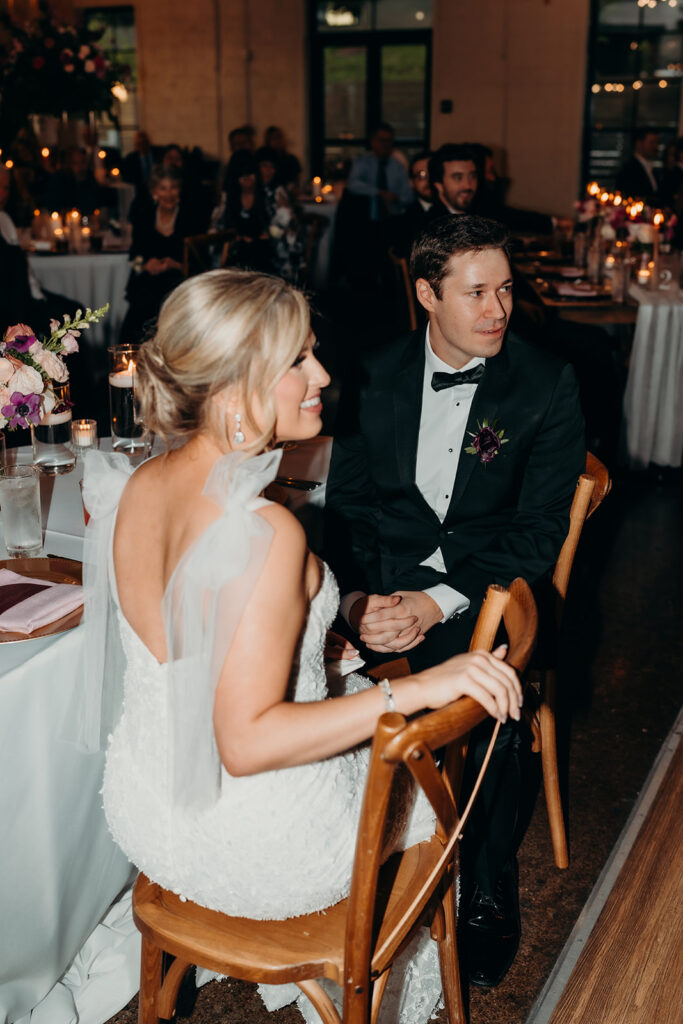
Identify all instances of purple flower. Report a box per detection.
[465,420,509,465]
[2,392,42,429]
[5,334,37,353]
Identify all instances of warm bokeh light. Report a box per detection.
[658,79,668,89]
[41,147,50,158]
[633,80,643,90]
[313,176,322,184]
[98,149,107,159]
[111,82,128,102]
[654,212,665,227]
[591,83,601,93]
[111,167,120,177]
[50,211,60,221]
[587,181,600,195]
[5,159,14,169]
[33,208,40,217]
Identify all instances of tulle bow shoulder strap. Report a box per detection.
[76,450,135,752]
[162,448,283,810]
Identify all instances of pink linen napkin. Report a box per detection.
[0,567,83,635]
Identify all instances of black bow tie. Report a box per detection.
[431,364,485,392]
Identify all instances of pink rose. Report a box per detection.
[9,364,44,396]
[4,323,35,345]
[32,348,68,383]
[0,358,14,385]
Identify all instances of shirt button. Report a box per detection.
[456,402,460,407]
[445,494,449,499]
[448,448,453,453]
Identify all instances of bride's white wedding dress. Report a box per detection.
[83,448,444,1024]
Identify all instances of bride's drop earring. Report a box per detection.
[233,412,245,445]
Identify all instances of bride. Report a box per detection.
[82,269,521,1022]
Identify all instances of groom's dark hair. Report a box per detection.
[411,215,511,298]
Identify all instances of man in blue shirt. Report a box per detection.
[346,122,413,220]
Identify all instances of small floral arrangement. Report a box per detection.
[465,419,509,464]
[0,304,108,430]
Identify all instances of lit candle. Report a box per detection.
[109,358,143,440]
[71,418,98,450]
[637,266,651,286]
[312,176,322,198]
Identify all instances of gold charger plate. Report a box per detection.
[0,557,83,644]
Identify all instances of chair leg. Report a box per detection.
[157,956,193,1019]
[540,670,569,869]
[437,877,467,1024]
[138,936,162,1024]
[296,979,342,1024]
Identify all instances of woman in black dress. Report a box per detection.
[121,165,198,344]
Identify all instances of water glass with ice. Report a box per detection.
[0,466,43,558]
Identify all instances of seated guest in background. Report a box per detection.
[120,166,198,344]
[256,146,304,281]
[44,146,114,215]
[161,143,211,231]
[337,122,412,285]
[221,125,257,194]
[386,150,433,256]
[325,215,585,989]
[660,135,683,213]
[347,122,413,221]
[428,143,478,219]
[616,127,661,202]
[121,131,159,195]
[222,151,273,274]
[263,125,302,193]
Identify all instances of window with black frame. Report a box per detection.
[586,0,682,190]
[83,6,138,153]
[310,1,432,181]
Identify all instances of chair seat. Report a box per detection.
[133,835,447,988]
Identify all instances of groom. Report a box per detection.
[325,214,585,987]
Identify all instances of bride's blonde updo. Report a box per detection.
[136,269,310,453]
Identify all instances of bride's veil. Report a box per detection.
[73,446,282,811]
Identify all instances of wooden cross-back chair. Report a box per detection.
[388,247,418,331]
[182,229,236,279]
[132,578,537,1024]
[525,451,611,869]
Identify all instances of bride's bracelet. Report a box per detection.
[378,678,396,713]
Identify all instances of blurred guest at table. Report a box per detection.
[386,150,433,257]
[256,146,304,281]
[616,128,661,202]
[264,125,302,193]
[221,151,273,274]
[220,125,257,195]
[335,123,412,286]
[44,147,115,216]
[120,166,198,344]
[660,136,683,214]
[428,143,478,219]
[6,127,50,224]
[347,123,413,222]
[121,131,160,194]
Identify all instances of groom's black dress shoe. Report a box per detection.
[463,863,521,989]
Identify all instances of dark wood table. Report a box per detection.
[514,256,638,326]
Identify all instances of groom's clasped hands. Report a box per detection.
[349,591,444,653]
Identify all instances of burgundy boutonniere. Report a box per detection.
[465,419,509,464]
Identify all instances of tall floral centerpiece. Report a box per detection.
[0,305,109,473]
[0,1,126,147]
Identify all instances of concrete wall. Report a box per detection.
[431,0,591,215]
[71,0,308,166]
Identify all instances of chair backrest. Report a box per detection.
[182,229,236,278]
[342,578,537,1022]
[388,248,418,331]
[552,452,611,613]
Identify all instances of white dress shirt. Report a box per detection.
[340,326,485,626]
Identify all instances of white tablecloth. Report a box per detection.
[624,285,683,468]
[28,253,130,351]
[0,452,140,1024]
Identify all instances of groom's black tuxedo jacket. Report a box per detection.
[325,328,585,658]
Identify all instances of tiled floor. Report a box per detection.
[106,467,682,1024]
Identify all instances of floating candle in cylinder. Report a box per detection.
[312,176,322,198]
[108,346,146,451]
